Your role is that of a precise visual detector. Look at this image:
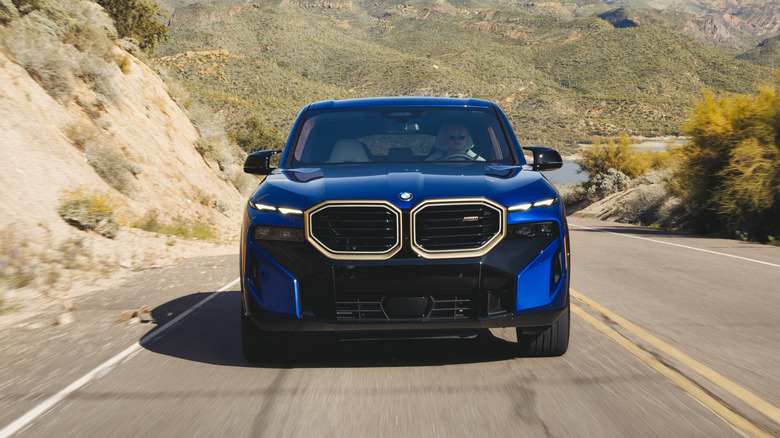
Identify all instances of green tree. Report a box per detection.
[95,0,168,52]
[671,77,780,240]
[228,116,285,154]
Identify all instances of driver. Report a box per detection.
[426,124,485,161]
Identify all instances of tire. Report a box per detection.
[240,300,267,362]
[516,306,570,357]
[240,300,293,363]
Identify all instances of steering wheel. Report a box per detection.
[443,153,475,161]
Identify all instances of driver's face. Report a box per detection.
[445,126,469,154]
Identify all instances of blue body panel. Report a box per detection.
[248,245,299,316]
[251,164,560,220]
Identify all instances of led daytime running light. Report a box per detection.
[508,203,532,212]
[250,202,276,211]
[508,197,558,212]
[278,207,303,215]
[249,202,303,215]
[533,198,557,208]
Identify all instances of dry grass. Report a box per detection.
[134,209,217,240]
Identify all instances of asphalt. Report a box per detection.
[1,219,779,437]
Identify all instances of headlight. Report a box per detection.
[506,221,558,240]
[508,197,558,212]
[249,202,303,215]
[252,226,304,242]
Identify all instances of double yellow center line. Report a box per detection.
[571,289,780,438]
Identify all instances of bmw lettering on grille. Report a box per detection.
[240,97,571,361]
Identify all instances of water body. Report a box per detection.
[544,161,586,187]
[541,138,685,188]
[634,138,686,152]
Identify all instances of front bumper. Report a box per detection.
[241,227,570,333]
[245,304,568,332]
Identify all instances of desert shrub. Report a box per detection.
[212,198,229,214]
[95,0,168,52]
[58,189,119,238]
[583,168,632,200]
[0,226,36,289]
[670,82,780,240]
[57,238,91,270]
[163,75,191,107]
[162,219,216,239]
[194,137,219,161]
[613,184,670,225]
[230,170,259,196]
[3,11,75,100]
[135,209,163,232]
[63,0,116,49]
[577,134,654,179]
[228,115,286,154]
[117,37,142,57]
[73,50,119,102]
[558,183,587,208]
[0,0,18,24]
[1,0,119,101]
[64,122,97,150]
[643,146,674,171]
[127,162,143,176]
[192,187,213,206]
[10,0,68,20]
[134,210,216,239]
[85,144,134,194]
[114,52,131,74]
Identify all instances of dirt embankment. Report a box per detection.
[0,47,247,330]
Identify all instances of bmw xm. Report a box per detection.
[240,97,570,360]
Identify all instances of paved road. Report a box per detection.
[1,219,779,437]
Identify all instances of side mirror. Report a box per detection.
[523,147,563,171]
[244,150,282,175]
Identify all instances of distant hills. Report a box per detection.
[738,35,780,69]
[155,0,778,149]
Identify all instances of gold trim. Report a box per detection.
[305,200,403,260]
[410,198,506,260]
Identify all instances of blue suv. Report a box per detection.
[240,97,570,360]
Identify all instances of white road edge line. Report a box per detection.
[570,224,780,268]
[0,277,241,438]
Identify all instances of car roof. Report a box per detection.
[307,96,496,110]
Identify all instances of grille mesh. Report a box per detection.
[310,205,398,254]
[414,203,502,252]
[335,294,476,322]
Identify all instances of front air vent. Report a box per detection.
[334,293,477,322]
[411,198,506,259]
[306,200,402,260]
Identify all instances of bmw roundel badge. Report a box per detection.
[399,192,413,201]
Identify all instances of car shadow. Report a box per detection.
[140,290,519,369]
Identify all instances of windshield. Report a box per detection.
[290,107,517,166]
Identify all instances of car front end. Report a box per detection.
[240,97,570,359]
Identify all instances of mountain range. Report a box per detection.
[155,0,779,148]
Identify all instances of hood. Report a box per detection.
[251,163,558,211]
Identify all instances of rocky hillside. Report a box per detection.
[0,48,244,238]
[0,1,251,316]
